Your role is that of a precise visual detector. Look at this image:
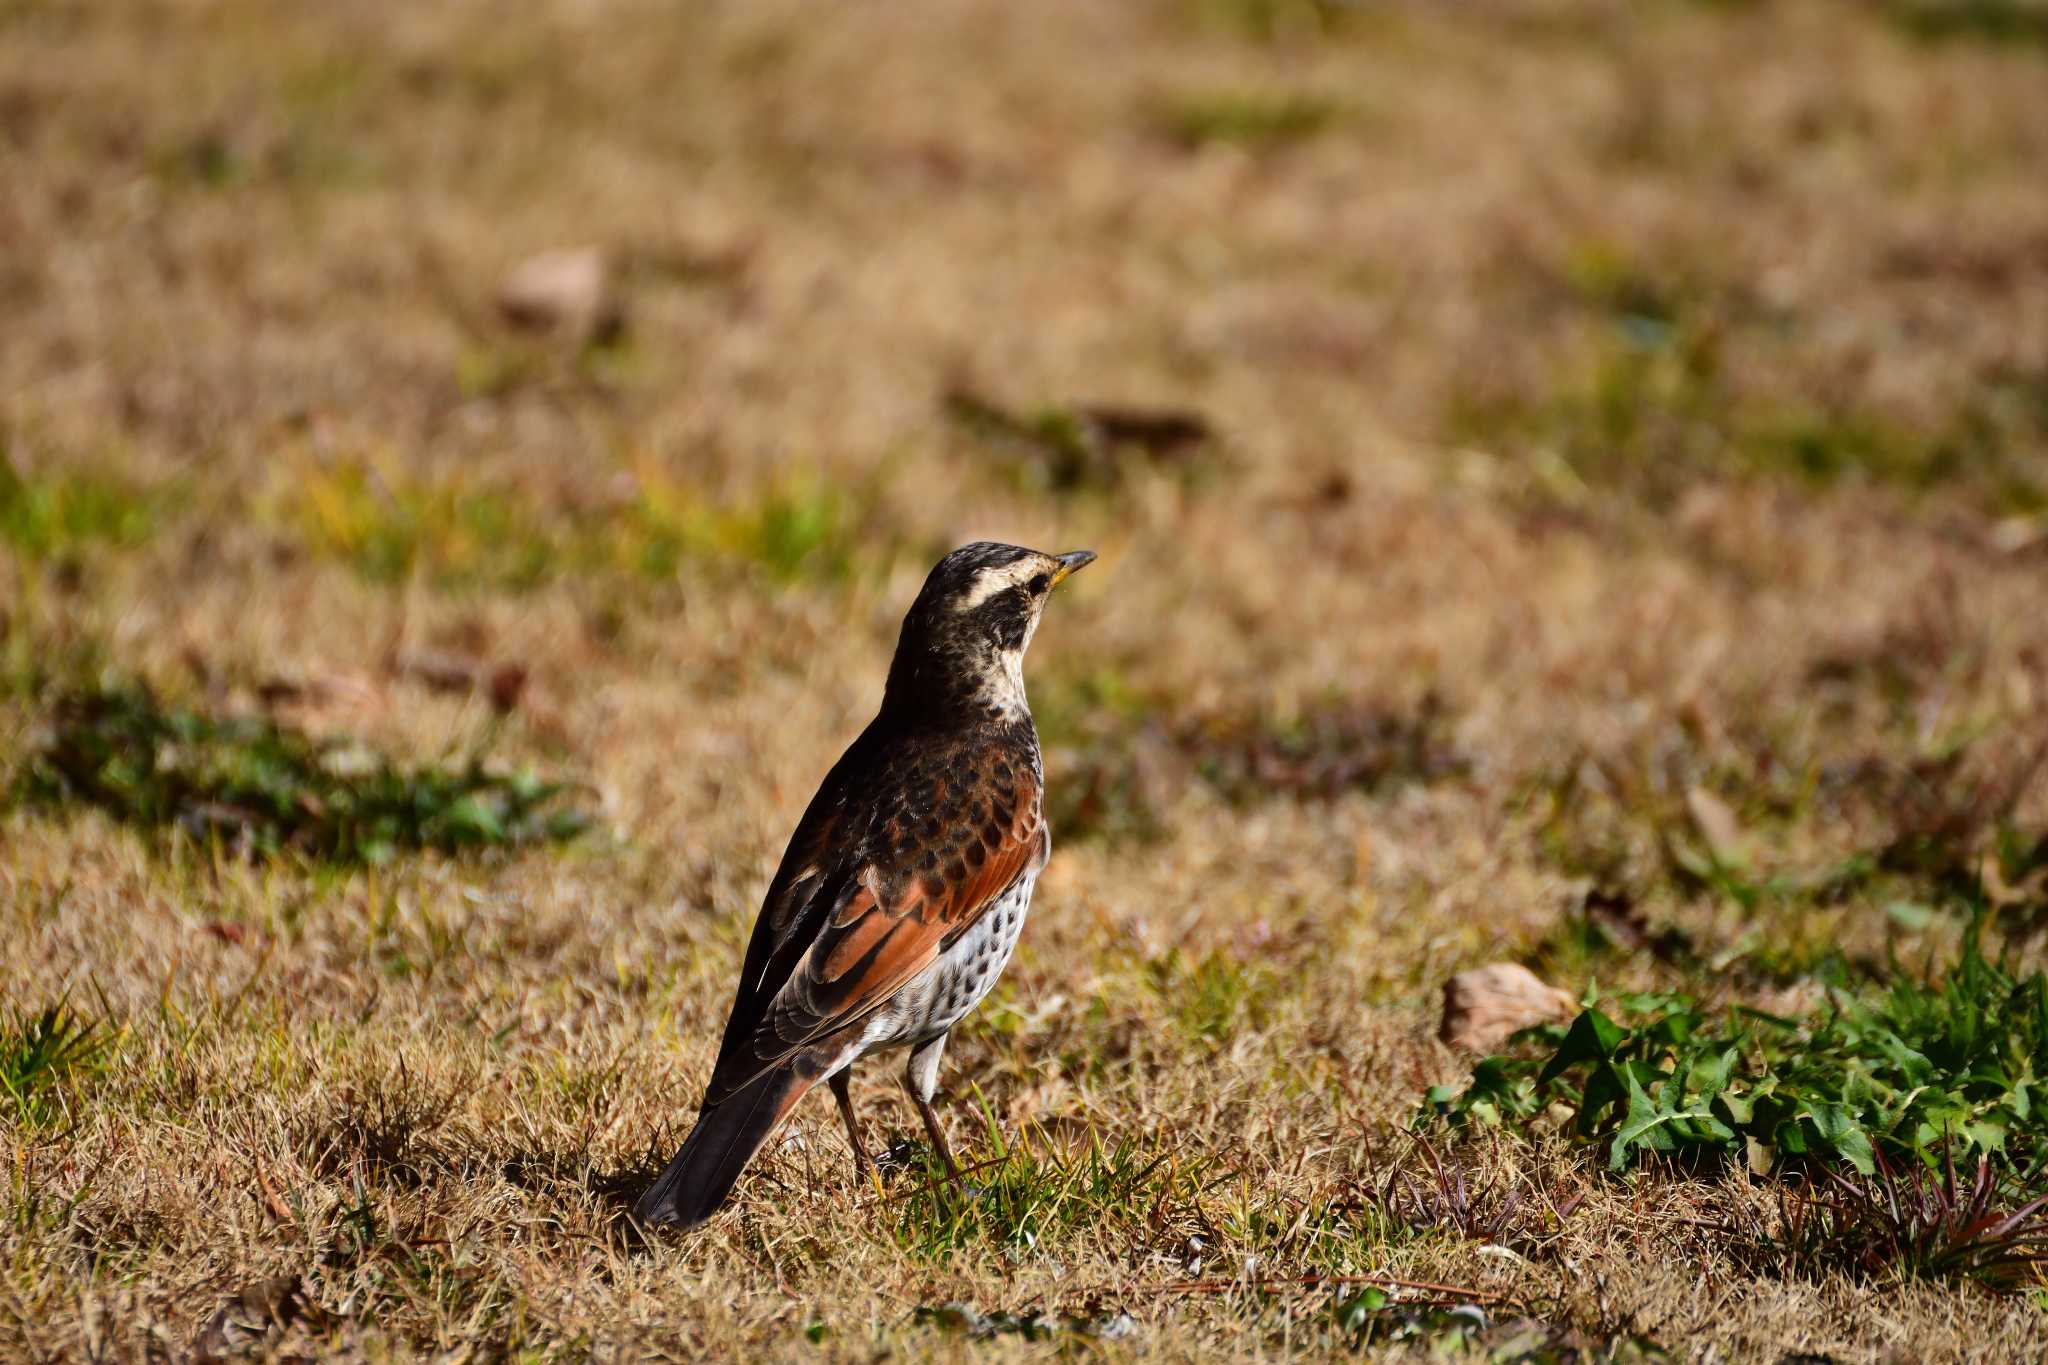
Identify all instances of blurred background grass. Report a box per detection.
[4,0,2048,1358]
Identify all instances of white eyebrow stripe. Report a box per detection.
[952,562,1031,611]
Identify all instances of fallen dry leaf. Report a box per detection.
[398,650,530,713]
[1981,851,2048,908]
[252,1157,293,1225]
[1686,785,1748,868]
[497,244,622,344]
[1440,963,1577,1053]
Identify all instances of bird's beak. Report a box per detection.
[1049,549,1096,587]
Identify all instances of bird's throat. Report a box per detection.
[882,638,1031,728]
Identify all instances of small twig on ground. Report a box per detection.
[252,1156,293,1225]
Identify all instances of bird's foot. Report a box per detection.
[871,1138,986,1196]
[874,1138,927,1176]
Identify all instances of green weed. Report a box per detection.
[1042,741,1172,845]
[1523,711,2040,939]
[1562,242,1692,332]
[1426,915,2048,1177]
[1759,1147,2048,1292]
[1329,1291,1479,1355]
[1527,888,1700,990]
[1213,1279,1673,1361]
[14,680,590,863]
[1031,668,1156,747]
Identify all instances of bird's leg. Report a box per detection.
[913,1091,963,1184]
[903,1035,964,1184]
[829,1070,871,1179]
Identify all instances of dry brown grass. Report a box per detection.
[5,0,2048,1359]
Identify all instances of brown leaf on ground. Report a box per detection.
[252,1157,293,1225]
[1685,785,1747,867]
[253,670,387,726]
[1439,964,1577,1053]
[1982,852,2048,909]
[497,245,622,344]
[1080,405,1213,459]
[398,651,529,713]
[942,385,1216,489]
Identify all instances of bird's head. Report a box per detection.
[885,541,1095,721]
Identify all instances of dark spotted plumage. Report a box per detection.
[635,541,1094,1230]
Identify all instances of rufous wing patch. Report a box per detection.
[817,902,901,982]
[709,763,1046,1102]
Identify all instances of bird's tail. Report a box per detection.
[633,1066,813,1229]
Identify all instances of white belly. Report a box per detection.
[858,871,1036,1056]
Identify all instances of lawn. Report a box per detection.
[4,0,2048,1359]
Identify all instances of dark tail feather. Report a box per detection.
[634,1066,811,1229]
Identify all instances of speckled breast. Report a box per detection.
[871,868,1038,1052]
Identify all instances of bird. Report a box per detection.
[634,540,1096,1229]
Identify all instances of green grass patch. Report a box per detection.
[1042,741,1172,845]
[1153,90,1339,149]
[14,679,590,863]
[1521,713,2044,946]
[292,460,552,586]
[1454,249,2047,510]
[887,1112,1404,1282]
[1031,667,1158,747]
[1150,947,1273,1046]
[0,455,157,560]
[289,460,878,590]
[889,1120,1210,1260]
[1182,0,1362,42]
[1887,0,2048,46]
[1426,916,2048,1178]
[2,1002,110,1129]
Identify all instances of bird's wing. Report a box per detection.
[702,753,1043,1106]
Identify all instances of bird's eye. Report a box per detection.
[1026,573,1050,595]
